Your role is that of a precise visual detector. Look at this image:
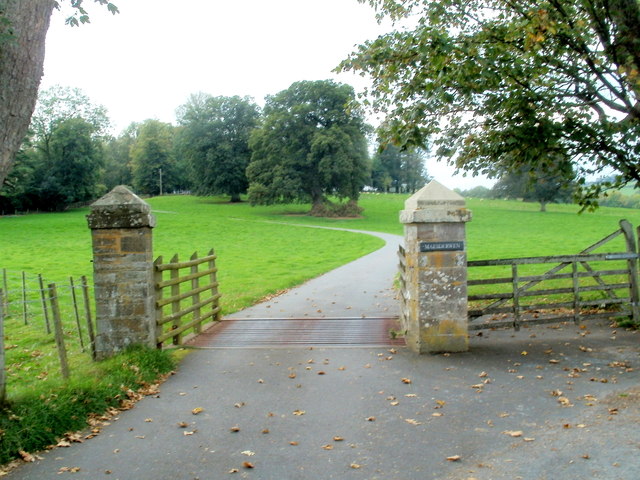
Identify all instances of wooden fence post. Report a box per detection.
[69,277,85,352]
[208,249,221,322]
[22,271,28,325]
[191,252,202,335]
[81,276,96,360]
[170,254,181,345]
[572,261,581,324]
[0,289,6,405]
[48,283,70,380]
[154,256,163,348]
[38,274,51,334]
[2,269,8,314]
[620,220,639,324]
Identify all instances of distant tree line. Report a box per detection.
[0,80,429,216]
[457,170,639,211]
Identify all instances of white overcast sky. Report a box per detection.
[41,0,492,189]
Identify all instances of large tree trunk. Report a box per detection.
[0,0,55,186]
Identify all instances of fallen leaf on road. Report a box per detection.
[401,378,412,384]
[241,450,255,456]
[191,407,204,415]
[18,451,35,462]
[293,410,305,416]
[446,455,461,462]
[350,463,361,469]
[366,416,376,422]
[230,425,240,432]
[405,419,422,425]
[58,467,81,473]
[322,444,334,450]
[243,461,254,469]
[502,430,523,437]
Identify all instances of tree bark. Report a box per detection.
[0,0,55,186]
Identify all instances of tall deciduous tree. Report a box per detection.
[130,119,176,196]
[176,94,260,202]
[0,0,118,187]
[247,80,369,216]
[102,122,138,190]
[30,84,110,154]
[372,144,429,193]
[339,0,640,208]
[2,117,104,211]
[492,162,576,211]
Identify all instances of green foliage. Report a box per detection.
[598,190,640,209]
[30,85,110,147]
[176,94,260,202]
[55,0,120,27]
[0,85,110,211]
[1,117,105,211]
[0,346,175,465]
[247,80,370,213]
[101,124,137,190]
[456,186,493,199]
[371,144,429,192]
[491,162,576,211]
[341,0,640,209]
[130,120,178,195]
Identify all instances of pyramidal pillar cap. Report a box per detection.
[400,180,472,223]
[87,185,156,229]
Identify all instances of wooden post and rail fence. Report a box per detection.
[154,250,221,347]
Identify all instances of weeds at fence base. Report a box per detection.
[0,346,177,467]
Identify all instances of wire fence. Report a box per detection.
[0,268,95,404]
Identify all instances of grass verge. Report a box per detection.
[0,346,178,466]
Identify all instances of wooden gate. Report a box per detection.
[467,220,640,330]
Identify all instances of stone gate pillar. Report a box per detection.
[87,186,157,359]
[399,180,472,353]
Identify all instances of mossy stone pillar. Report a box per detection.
[87,186,157,359]
[399,180,472,353]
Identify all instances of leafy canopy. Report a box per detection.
[247,80,370,214]
[176,94,260,202]
[339,0,640,208]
